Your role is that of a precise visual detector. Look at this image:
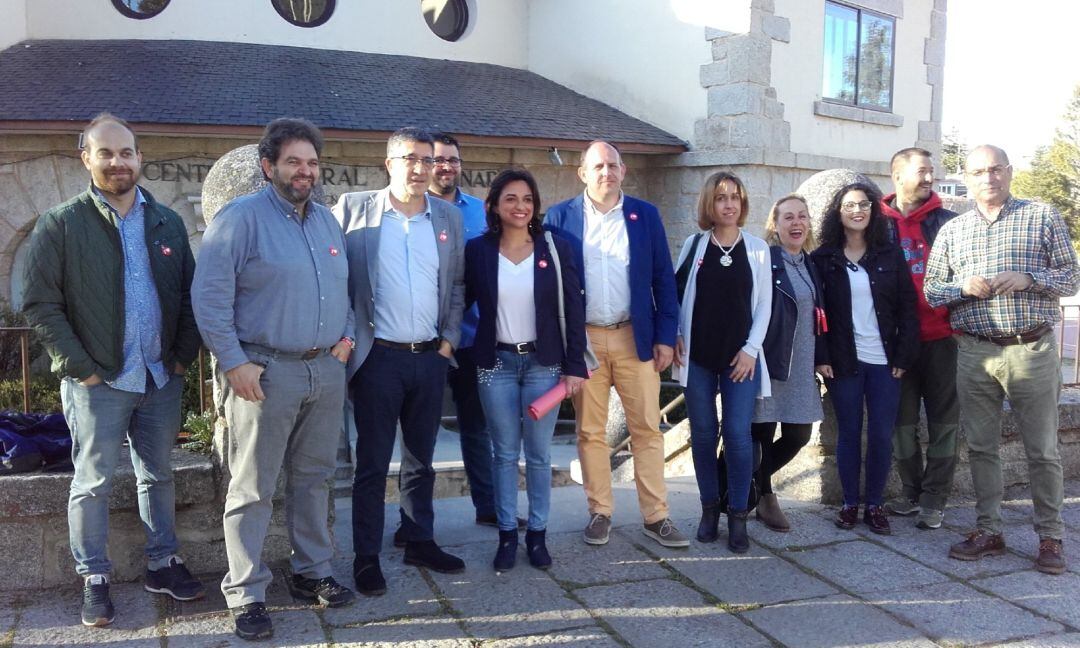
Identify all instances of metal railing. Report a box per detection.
[1059,301,1080,386]
[0,327,33,412]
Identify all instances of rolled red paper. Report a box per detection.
[528,382,567,421]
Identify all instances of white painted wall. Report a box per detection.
[527,0,732,143]
[0,0,27,51]
[772,0,934,163]
[19,0,529,68]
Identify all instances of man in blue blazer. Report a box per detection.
[544,140,688,548]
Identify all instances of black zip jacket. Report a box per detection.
[810,244,919,377]
[761,246,825,381]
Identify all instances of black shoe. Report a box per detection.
[493,529,518,572]
[525,529,552,570]
[288,574,355,608]
[727,509,750,554]
[697,500,721,543]
[476,513,527,529]
[404,540,466,573]
[232,602,273,641]
[81,574,115,628]
[352,556,387,596]
[393,525,406,548]
[145,556,206,602]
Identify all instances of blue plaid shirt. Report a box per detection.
[925,196,1080,337]
[96,187,170,393]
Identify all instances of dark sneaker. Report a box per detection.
[232,602,273,641]
[404,540,466,573]
[949,530,1006,561]
[393,525,406,548]
[835,505,858,530]
[353,556,387,596]
[916,508,944,530]
[643,518,690,548]
[81,574,115,628]
[1035,538,1066,575]
[863,505,891,535]
[145,556,206,601]
[476,513,527,529]
[493,529,518,572]
[288,575,355,607]
[583,513,611,546]
[884,497,920,516]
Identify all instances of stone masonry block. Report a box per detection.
[930,9,947,37]
[728,115,774,149]
[699,60,729,88]
[693,116,731,149]
[926,63,944,86]
[924,35,946,67]
[770,120,792,151]
[764,97,785,119]
[0,521,43,588]
[708,83,766,117]
[728,34,772,84]
[935,0,948,10]
[931,84,944,122]
[763,14,791,42]
[918,120,942,142]
[752,0,775,12]
[706,27,736,41]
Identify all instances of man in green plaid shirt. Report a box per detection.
[925,144,1079,575]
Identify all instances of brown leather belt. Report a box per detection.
[968,323,1052,347]
[241,342,328,360]
[374,338,440,353]
[587,320,632,330]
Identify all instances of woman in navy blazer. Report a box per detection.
[464,169,588,573]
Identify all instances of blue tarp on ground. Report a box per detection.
[0,411,71,474]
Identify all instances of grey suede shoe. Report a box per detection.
[755,493,791,532]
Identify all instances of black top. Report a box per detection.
[690,239,752,372]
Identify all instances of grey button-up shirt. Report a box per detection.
[192,185,355,372]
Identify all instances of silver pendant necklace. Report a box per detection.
[710,231,741,267]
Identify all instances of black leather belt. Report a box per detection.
[496,341,537,354]
[374,338,440,353]
[588,320,632,330]
[241,342,328,360]
[968,323,1052,347]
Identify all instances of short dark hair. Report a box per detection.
[819,182,888,249]
[387,127,435,157]
[82,112,138,151]
[484,168,543,237]
[431,131,461,151]
[257,118,324,165]
[890,147,932,173]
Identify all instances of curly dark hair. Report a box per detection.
[818,182,888,249]
[257,117,324,166]
[484,169,543,237]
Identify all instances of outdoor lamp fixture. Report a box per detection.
[548,147,564,166]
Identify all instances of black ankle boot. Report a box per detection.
[525,529,552,570]
[728,509,749,554]
[493,530,518,572]
[697,500,721,543]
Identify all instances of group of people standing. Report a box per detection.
[20,113,1078,642]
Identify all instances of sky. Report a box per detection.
[942,0,1080,169]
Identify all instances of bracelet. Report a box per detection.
[340,336,356,350]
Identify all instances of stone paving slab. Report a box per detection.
[484,625,622,647]
[868,523,1034,579]
[329,616,472,647]
[160,567,296,620]
[12,582,161,647]
[574,578,772,648]
[750,509,861,550]
[426,542,592,640]
[164,609,327,647]
[975,569,1080,628]
[742,594,939,648]
[1000,632,1080,646]
[785,539,950,596]
[545,529,669,587]
[321,556,443,627]
[643,534,838,606]
[866,581,1065,645]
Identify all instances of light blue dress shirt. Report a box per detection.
[449,189,486,349]
[97,187,169,393]
[374,196,440,343]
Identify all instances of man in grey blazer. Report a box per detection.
[332,127,467,596]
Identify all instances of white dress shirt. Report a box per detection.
[582,192,631,326]
[495,253,537,344]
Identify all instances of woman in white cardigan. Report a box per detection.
[672,171,772,553]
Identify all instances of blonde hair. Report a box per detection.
[696,171,749,230]
[763,194,816,251]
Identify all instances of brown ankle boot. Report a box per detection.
[755,493,791,532]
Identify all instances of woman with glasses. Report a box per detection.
[464,169,588,572]
[673,171,772,553]
[811,182,919,535]
[750,194,825,532]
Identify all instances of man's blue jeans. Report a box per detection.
[61,373,184,576]
[684,359,759,511]
[447,347,496,518]
[827,362,901,507]
[476,350,561,531]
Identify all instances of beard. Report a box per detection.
[271,168,314,204]
[98,169,138,195]
[430,172,457,196]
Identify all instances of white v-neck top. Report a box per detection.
[496,253,536,344]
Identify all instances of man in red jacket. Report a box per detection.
[880,147,959,530]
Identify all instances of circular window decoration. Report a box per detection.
[421,0,470,42]
[271,0,336,27]
[111,0,170,19]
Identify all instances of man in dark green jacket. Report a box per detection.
[21,114,204,628]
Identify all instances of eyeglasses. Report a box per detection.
[433,157,462,167]
[390,155,435,168]
[841,201,873,213]
[968,165,1010,178]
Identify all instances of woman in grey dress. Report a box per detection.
[751,195,825,531]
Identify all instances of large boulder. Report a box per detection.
[795,169,879,234]
[200,144,326,225]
